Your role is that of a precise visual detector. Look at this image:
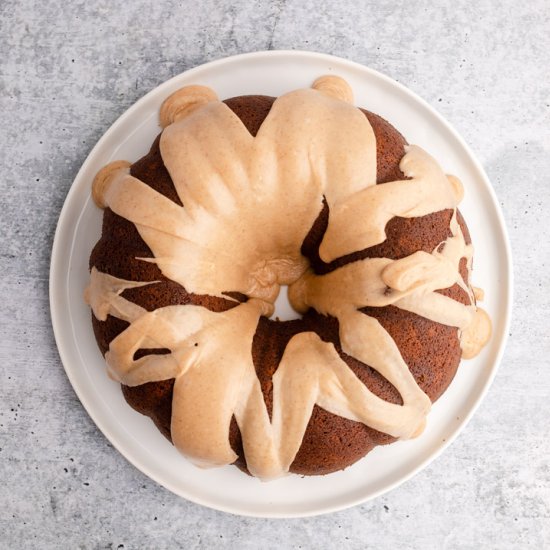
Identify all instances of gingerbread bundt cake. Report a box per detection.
[85,76,491,480]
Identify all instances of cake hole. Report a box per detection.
[270,285,302,321]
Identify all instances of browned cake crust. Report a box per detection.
[90,95,472,476]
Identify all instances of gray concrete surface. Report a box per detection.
[0,0,548,548]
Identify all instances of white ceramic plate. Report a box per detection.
[50,50,512,518]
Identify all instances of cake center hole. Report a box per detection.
[270,285,302,321]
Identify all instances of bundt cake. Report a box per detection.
[85,75,491,480]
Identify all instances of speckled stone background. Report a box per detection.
[1,0,548,548]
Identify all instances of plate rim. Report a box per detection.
[49,49,513,518]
